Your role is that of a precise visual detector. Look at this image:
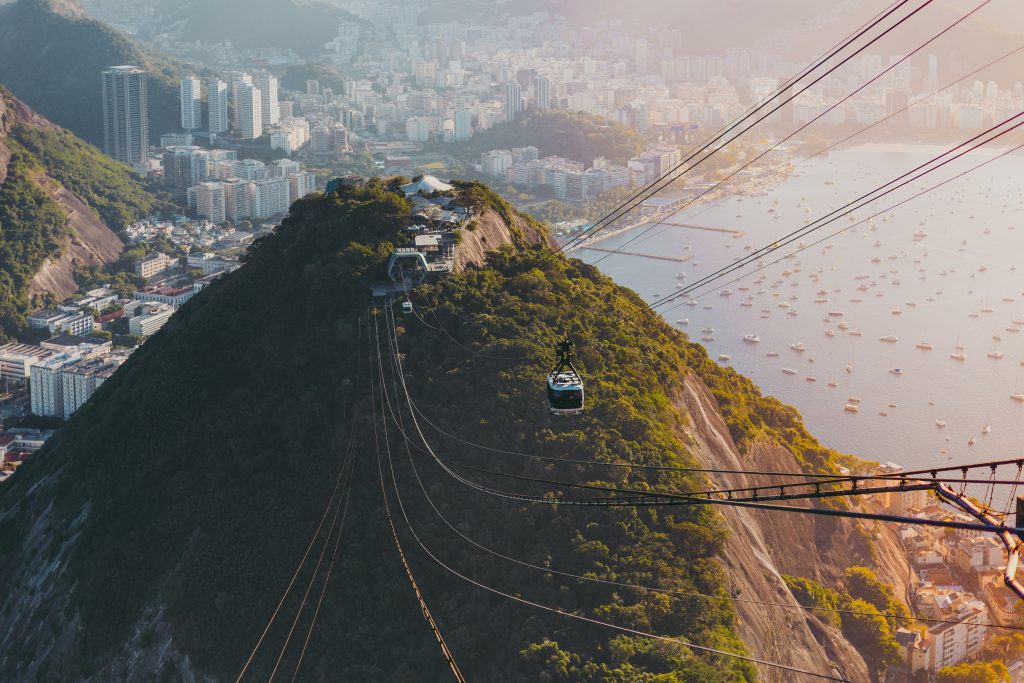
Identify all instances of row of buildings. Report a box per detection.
[28,337,131,420]
[865,462,1022,675]
[161,147,316,223]
[479,144,680,202]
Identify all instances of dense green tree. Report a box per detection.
[937,661,1010,683]
[444,110,646,165]
[839,599,901,678]
[845,566,910,621]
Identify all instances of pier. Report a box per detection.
[660,219,746,236]
[575,248,694,263]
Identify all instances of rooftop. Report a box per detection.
[401,175,453,195]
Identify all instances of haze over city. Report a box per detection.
[0,1,1022,681]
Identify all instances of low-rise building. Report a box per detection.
[128,303,175,336]
[135,251,177,279]
[133,285,196,309]
[0,428,54,464]
[41,334,112,355]
[0,343,53,383]
[186,253,241,275]
[26,310,95,337]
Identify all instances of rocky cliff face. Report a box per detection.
[0,91,124,303]
[454,205,556,271]
[676,373,912,681]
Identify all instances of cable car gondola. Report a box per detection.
[546,338,584,415]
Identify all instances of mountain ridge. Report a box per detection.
[0,180,905,680]
[0,0,189,146]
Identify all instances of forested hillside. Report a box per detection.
[0,180,872,681]
[447,110,647,166]
[0,0,187,145]
[0,88,165,338]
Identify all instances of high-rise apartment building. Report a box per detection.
[534,76,551,111]
[405,116,431,142]
[180,76,202,130]
[101,66,149,165]
[208,79,229,134]
[236,85,263,140]
[223,178,253,221]
[253,177,291,218]
[453,110,473,140]
[288,172,316,203]
[161,146,210,197]
[504,81,522,123]
[252,70,280,130]
[192,182,227,223]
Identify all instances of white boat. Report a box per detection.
[838,321,849,330]
[1013,394,1024,402]
[782,368,799,375]
[702,327,714,334]
[828,311,844,317]
[686,300,698,306]
[790,342,806,352]
[913,230,927,239]
[844,404,860,413]
[889,368,903,375]
[827,381,838,387]
[950,352,967,361]
[879,335,898,342]
[915,342,933,350]
[743,334,760,343]
[987,351,1004,359]
[806,376,817,382]
[701,334,715,341]
[846,364,853,373]
[703,304,713,310]
[825,329,837,337]
[891,309,903,315]
[676,319,689,325]
[718,354,731,362]
[889,402,898,408]
[982,424,991,434]
[968,437,976,446]
[720,289,733,297]
[847,396,862,404]
[936,419,947,428]
[766,350,780,357]
[849,330,863,337]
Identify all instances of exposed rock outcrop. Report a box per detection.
[0,89,124,303]
[455,207,556,272]
[677,372,911,682]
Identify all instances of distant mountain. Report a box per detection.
[0,87,166,337]
[0,0,189,146]
[177,0,355,55]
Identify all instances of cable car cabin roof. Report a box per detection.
[548,370,583,390]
